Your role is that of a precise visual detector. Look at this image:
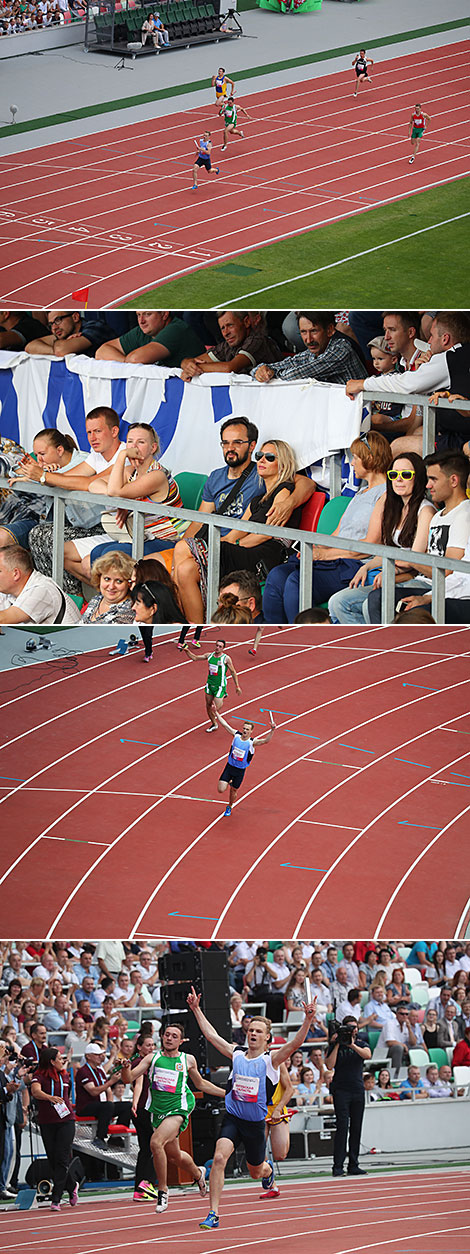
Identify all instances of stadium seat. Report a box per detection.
[404,967,423,987]
[428,1047,450,1069]
[368,1029,381,1053]
[453,1065,470,1090]
[410,985,429,1007]
[315,495,350,535]
[174,471,206,510]
[408,1048,430,1067]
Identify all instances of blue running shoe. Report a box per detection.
[262,1161,275,1190]
[215,167,220,174]
[223,805,231,817]
[200,1211,219,1229]
[191,184,198,190]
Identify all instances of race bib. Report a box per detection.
[152,1067,178,1093]
[232,1074,260,1102]
[232,746,245,762]
[208,663,219,675]
[55,1101,70,1119]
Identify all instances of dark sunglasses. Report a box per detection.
[255,450,277,463]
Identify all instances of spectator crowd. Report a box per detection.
[1,308,469,626]
[1,938,469,1199]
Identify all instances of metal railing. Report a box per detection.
[363,391,470,457]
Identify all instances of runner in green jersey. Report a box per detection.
[182,636,241,731]
[122,1021,225,1215]
[220,94,250,151]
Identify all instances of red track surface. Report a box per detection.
[0,43,469,306]
[2,624,470,939]
[2,1169,470,1253]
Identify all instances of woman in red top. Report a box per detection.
[31,1047,78,1212]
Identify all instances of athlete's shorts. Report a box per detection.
[355,66,369,77]
[219,762,246,790]
[215,85,227,99]
[149,1103,192,1134]
[195,155,212,170]
[266,1104,290,1124]
[411,127,424,139]
[219,1113,267,1165]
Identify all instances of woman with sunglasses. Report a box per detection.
[328,453,435,623]
[175,440,301,621]
[264,433,391,623]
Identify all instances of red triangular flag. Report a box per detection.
[71,287,89,302]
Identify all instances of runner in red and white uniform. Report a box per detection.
[408,102,431,165]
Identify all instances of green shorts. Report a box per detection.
[150,1104,191,1133]
[411,127,424,139]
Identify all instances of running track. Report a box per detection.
[0,43,469,306]
[2,624,470,939]
[2,1169,470,1253]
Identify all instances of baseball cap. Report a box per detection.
[85,1042,105,1055]
[368,335,396,355]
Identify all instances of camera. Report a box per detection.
[334,1021,355,1046]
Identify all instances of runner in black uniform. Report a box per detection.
[352,50,374,97]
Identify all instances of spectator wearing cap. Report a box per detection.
[75,1042,131,1151]
[367,336,407,435]
[25,311,115,358]
[153,11,169,43]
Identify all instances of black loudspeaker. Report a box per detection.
[159,950,231,1070]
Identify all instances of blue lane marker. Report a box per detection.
[153,222,173,228]
[441,780,470,788]
[339,743,374,754]
[168,912,218,920]
[398,821,441,829]
[262,208,281,213]
[260,708,295,716]
[402,683,439,691]
[0,776,26,781]
[120,738,160,747]
[450,772,470,779]
[394,758,430,768]
[286,730,321,741]
[280,862,328,872]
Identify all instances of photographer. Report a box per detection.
[244,947,285,1021]
[325,1017,371,1178]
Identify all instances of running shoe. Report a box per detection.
[69,1184,79,1207]
[200,1211,219,1229]
[138,1180,158,1197]
[197,1166,207,1196]
[191,184,198,190]
[221,143,227,151]
[259,1186,281,1199]
[261,1161,275,1190]
[156,1189,169,1213]
[240,130,245,138]
[223,805,232,817]
[191,638,201,648]
[206,724,217,732]
[409,157,414,164]
[142,655,152,663]
[51,1203,61,1212]
[215,167,220,174]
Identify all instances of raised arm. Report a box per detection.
[187,986,233,1058]
[252,712,276,746]
[187,1058,226,1097]
[271,1000,318,1067]
[214,709,237,737]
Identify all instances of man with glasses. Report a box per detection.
[180,310,281,380]
[218,569,264,621]
[25,311,114,358]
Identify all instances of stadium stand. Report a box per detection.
[1,939,469,1203]
[1,309,469,625]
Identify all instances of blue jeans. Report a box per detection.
[0,517,37,548]
[328,585,370,623]
[0,1126,13,1190]
[263,555,362,622]
[364,581,425,623]
[90,537,175,565]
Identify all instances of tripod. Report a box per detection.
[219,7,243,32]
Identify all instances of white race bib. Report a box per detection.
[232,1073,260,1102]
[152,1066,178,1093]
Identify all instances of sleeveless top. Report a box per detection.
[146,1050,195,1118]
[128,459,187,541]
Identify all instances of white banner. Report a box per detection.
[0,351,363,474]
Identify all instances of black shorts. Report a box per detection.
[219,762,246,790]
[195,155,211,170]
[219,1113,266,1165]
[355,66,369,77]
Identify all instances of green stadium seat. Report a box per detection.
[428,1047,450,1069]
[174,471,206,510]
[316,495,350,535]
[368,1029,381,1053]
